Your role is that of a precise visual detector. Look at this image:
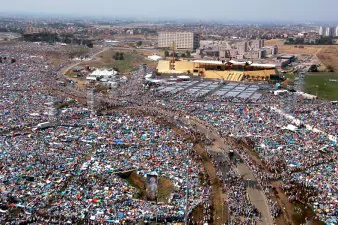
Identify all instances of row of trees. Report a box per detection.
[21,33,94,48]
[113,52,124,60]
[308,64,335,72]
[285,37,334,45]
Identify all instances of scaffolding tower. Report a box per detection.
[87,89,95,116]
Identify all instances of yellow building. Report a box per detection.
[156,60,277,82]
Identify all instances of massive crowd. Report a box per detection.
[152,84,337,224]
[0,44,211,224]
[1,42,337,224]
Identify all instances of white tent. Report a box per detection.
[90,69,118,78]
[177,75,190,80]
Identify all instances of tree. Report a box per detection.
[164,50,169,57]
[87,42,93,48]
[114,52,120,60]
[113,67,120,72]
[136,41,142,47]
[11,59,16,64]
[308,65,318,72]
[186,50,191,58]
[327,65,334,72]
[119,53,124,60]
[181,53,186,58]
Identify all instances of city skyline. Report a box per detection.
[1,0,338,23]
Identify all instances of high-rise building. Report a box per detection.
[249,40,262,50]
[325,27,334,37]
[260,39,265,48]
[335,26,338,37]
[158,32,200,50]
[319,26,325,35]
[237,42,248,54]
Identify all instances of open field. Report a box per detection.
[305,72,338,100]
[317,46,338,71]
[73,48,157,74]
[265,39,323,55]
[265,39,338,72]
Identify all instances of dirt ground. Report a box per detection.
[316,46,338,71]
[127,171,175,202]
[169,125,227,225]
[194,144,227,225]
[265,39,338,71]
[265,39,323,56]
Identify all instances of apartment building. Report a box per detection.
[325,27,334,37]
[158,32,200,50]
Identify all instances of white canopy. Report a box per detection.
[177,75,190,79]
[91,69,118,77]
[147,55,163,61]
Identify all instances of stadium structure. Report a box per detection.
[156,59,278,82]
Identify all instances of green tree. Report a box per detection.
[114,52,120,60]
[136,41,142,47]
[119,53,124,60]
[164,50,169,57]
[186,50,191,58]
[87,42,93,48]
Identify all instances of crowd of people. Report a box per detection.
[1,41,338,224]
[152,84,337,224]
[0,44,212,224]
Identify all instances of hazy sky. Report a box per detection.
[2,0,338,22]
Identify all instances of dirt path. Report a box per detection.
[168,121,227,225]
[194,144,227,225]
[58,47,110,86]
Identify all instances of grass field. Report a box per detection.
[285,73,296,82]
[305,72,338,100]
[82,48,156,74]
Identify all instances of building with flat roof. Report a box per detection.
[156,59,277,81]
[158,32,200,50]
